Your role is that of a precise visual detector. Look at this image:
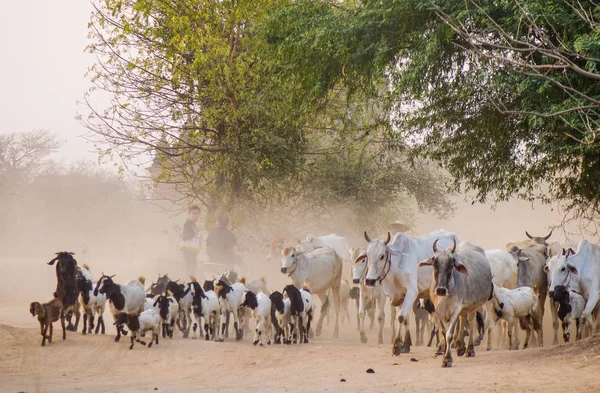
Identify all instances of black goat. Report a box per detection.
[47,251,81,332]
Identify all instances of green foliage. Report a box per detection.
[263,0,600,219]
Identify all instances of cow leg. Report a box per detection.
[415,312,422,347]
[332,285,340,338]
[402,316,412,353]
[547,299,559,345]
[575,318,582,341]
[315,293,328,337]
[455,314,467,357]
[376,295,385,345]
[359,290,368,343]
[442,307,462,368]
[389,304,397,345]
[582,291,600,335]
[465,312,477,357]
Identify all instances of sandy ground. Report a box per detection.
[3,300,600,393]
[3,253,600,393]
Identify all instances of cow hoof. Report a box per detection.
[259,343,264,347]
[486,347,491,351]
[466,345,475,357]
[378,338,383,345]
[473,337,482,346]
[442,358,452,368]
[82,330,86,336]
[315,328,322,337]
[360,332,368,344]
[456,346,466,357]
[66,326,76,332]
[510,346,518,351]
[392,342,402,356]
[253,340,258,345]
[309,330,315,339]
[401,345,411,354]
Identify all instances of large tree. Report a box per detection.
[81,0,453,235]
[263,0,600,228]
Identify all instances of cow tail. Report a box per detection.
[476,311,484,337]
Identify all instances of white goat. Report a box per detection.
[95,274,145,343]
[242,291,273,346]
[115,307,160,349]
[491,285,542,350]
[190,280,221,341]
[551,286,586,343]
[166,281,194,338]
[78,265,107,335]
[152,295,180,338]
[215,280,248,341]
[269,291,292,344]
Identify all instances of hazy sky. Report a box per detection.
[0,1,98,162]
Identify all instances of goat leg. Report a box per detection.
[41,323,48,347]
[61,313,67,340]
[89,312,95,333]
[82,311,88,336]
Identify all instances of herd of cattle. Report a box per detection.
[29,228,600,368]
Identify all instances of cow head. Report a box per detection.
[363,231,401,287]
[509,248,530,265]
[545,248,578,296]
[525,230,552,246]
[281,247,302,275]
[418,239,467,297]
[350,248,367,284]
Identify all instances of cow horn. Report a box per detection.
[384,232,391,245]
[561,248,566,256]
[450,239,457,253]
[296,238,301,245]
[432,239,439,253]
[364,231,371,243]
[109,274,116,279]
[544,230,552,240]
[525,231,533,240]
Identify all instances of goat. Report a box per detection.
[166,280,194,338]
[552,285,586,343]
[149,274,172,296]
[30,297,66,347]
[190,279,221,341]
[78,265,107,335]
[269,291,290,344]
[283,284,314,344]
[95,274,145,343]
[215,279,247,341]
[152,295,179,338]
[114,308,160,350]
[242,291,273,346]
[491,284,542,350]
[47,251,81,332]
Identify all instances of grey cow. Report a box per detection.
[419,240,493,368]
[506,230,555,346]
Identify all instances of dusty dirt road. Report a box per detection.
[2,309,599,393]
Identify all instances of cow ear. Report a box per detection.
[567,264,579,275]
[454,261,469,276]
[47,258,58,265]
[354,254,367,264]
[518,256,530,264]
[543,264,550,273]
[418,258,433,267]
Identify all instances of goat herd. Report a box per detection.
[29,228,600,368]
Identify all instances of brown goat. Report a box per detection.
[29,298,66,347]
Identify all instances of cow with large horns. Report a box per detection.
[359,229,459,355]
[419,240,493,368]
[525,230,553,245]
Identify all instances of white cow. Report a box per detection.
[351,247,395,345]
[360,229,459,355]
[302,234,350,261]
[546,241,600,333]
[281,246,343,338]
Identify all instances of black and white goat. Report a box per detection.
[215,279,247,341]
[114,307,160,349]
[552,285,585,343]
[152,295,179,338]
[242,291,273,346]
[269,291,289,344]
[166,280,194,338]
[283,285,314,344]
[47,251,81,332]
[190,280,221,341]
[78,265,107,335]
[95,274,145,343]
